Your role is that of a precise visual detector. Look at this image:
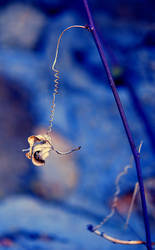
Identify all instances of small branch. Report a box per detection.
[125,143,142,228]
[82,0,152,249]
[87,225,155,246]
[125,182,139,228]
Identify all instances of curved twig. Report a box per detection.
[87,225,155,245]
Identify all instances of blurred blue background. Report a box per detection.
[0,0,154,249]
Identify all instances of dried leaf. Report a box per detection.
[23,134,52,166]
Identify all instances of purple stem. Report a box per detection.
[82,0,152,249]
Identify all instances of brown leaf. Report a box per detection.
[24,134,52,166]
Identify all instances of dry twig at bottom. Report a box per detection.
[87,225,155,245]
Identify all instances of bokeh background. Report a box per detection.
[0,0,154,249]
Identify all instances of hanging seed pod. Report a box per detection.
[23,25,86,165]
[23,134,52,166]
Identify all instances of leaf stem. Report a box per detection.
[82,0,152,249]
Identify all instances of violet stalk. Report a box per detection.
[82,0,152,249]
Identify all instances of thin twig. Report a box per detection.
[125,142,142,228]
[87,225,155,246]
[125,182,139,228]
[82,0,152,249]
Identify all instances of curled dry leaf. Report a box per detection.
[23,134,52,166]
[29,131,79,200]
[23,132,81,167]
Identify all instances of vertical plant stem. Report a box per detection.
[82,0,152,249]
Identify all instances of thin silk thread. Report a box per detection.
[48,25,87,132]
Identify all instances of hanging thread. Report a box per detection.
[48,25,87,132]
